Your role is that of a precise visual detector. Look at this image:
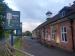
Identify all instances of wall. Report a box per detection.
[58,20,73,51]
[73,19,75,50]
[45,20,73,51]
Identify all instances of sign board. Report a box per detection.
[16,23,22,36]
[5,11,20,30]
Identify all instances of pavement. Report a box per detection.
[22,36,75,56]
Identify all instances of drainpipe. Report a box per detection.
[70,19,75,51]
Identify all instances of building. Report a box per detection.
[32,2,75,52]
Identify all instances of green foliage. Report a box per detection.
[14,37,21,49]
[15,50,25,56]
[0,0,4,2]
[23,31,32,36]
[0,1,5,40]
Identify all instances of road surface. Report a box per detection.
[22,36,74,56]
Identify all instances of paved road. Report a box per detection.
[22,36,75,56]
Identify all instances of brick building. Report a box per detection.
[32,2,75,51]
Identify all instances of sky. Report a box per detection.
[4,0,75,32]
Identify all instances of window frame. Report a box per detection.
[61,26,67,43]
[61,11,65,17]
[51,25,56,40]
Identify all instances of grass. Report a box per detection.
[0,31,26,56]
[14,37,26,56]
[5,32,10,39]
[15,50,25,56]
[14,37,22,49]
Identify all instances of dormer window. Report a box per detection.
[61,11,65,17]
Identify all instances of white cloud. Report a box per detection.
[22,22,41,32]
[5,0,75,32]
[4,0,19,10]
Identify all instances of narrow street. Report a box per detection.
[22,36,74,56]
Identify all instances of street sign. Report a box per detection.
[5,11,20,30]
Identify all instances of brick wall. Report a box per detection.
[73,20,75,50]
[58,21,73,51]
[46,20,73,51]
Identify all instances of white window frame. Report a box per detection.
[61,11,65,17]
[51,26,56,40]
[61,26,67,43]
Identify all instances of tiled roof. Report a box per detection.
[33,2,75,31]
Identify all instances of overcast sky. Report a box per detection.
[4,0,75,32]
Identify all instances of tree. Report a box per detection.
[23,31,32,36]
[0,1,5,40]
[0,0,4,2]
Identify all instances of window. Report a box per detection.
[61,26,67,42]
[61,11,65,17]
[51,26,56,40]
